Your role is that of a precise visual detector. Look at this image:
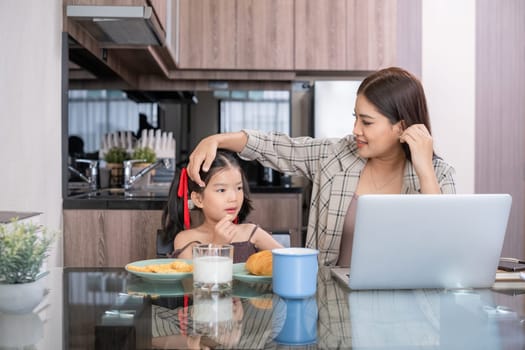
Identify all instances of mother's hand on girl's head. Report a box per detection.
[188,136,220,187]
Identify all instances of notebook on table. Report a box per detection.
[331,194,512,290]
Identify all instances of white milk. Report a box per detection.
[193,294,233,323]
[193,256,233,283]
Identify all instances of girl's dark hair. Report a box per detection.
[161,150,253,243]
[357,67,433,160]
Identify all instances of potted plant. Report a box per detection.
[130,147,157,188]
[104,147,130,188]
[0,219,56,314]
[131,146,156,165]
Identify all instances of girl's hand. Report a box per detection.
[213,215,240,244]
[232,297,244,321]
[399,124,434,177]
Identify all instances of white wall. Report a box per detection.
[0,0,63,266]
[422,0,476,193]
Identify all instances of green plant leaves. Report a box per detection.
[104,147,130,163]
[132,147,156,163]
[0,219,56,284]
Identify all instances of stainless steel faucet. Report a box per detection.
[68,159,98,191]
[123,158,171,191]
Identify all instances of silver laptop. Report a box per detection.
[332,194,512,290]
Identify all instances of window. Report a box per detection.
[219,90,290,134]
[68,90,157,153]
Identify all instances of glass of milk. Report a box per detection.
[192,289,234,337]
[193,244,234,292]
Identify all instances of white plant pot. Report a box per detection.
[0,311,43,347]
[0,273,48,314]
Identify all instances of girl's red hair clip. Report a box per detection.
[177,168,191,229]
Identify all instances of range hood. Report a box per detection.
[125,90,199,104]
[66,5,163,46]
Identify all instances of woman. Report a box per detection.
[187,67,456,266]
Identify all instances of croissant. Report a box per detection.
[246,250,273,276]
[250,295,273,309]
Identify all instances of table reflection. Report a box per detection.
[0,267,63,350]
[273,296,318,346]
[2,267,525,349]
[349,289,506,349]
[152,282,274,349]
[0,311,44,348]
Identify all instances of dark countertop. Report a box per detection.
[63,197,167,210]
[249,186,302,194]
[63,186,303,210]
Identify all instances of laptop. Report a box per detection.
[331,194,512,290]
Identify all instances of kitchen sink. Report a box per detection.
[69,187,169,199]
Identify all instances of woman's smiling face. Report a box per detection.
[352,94,404,160]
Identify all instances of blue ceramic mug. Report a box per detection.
[273,296,318,346]
[272,248,319,299]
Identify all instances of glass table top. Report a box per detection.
[2,266,525,349]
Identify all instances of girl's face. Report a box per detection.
[192,167,244,222]
[352,94,404,160]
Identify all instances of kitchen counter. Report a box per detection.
[63,192,167,210]
[63,187,305,266]
[250,185,302,194]
[63,186,303,210]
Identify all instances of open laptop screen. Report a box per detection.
[347,194,512,290]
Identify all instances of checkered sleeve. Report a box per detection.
[239,130,349,181]
[434,158,456,194]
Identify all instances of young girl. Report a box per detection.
[162,150,283,263]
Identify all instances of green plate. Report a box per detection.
[233,263,272,283]
[125,258,193,282]
[233,280,273,299]
[127,278,191,297]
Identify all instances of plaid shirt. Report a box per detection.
[240,130,457,265]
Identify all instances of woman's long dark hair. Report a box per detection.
[358,67,434,161]
[161,150,253,244]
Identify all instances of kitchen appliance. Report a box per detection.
[66,5,163,46]
[313,80,362,138]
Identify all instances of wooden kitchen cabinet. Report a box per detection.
[246,192,303,247]
[177,0,294,70]
[179,0,405,72]
[148,0,167,32]
[65,0,177,86]
[235,0,294,70]
[178,0,236,69]
[346,0,397,70]
[64,209,163,267]
[295,0,347,70]
[66,0,420,87]
[295,0,397,71]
